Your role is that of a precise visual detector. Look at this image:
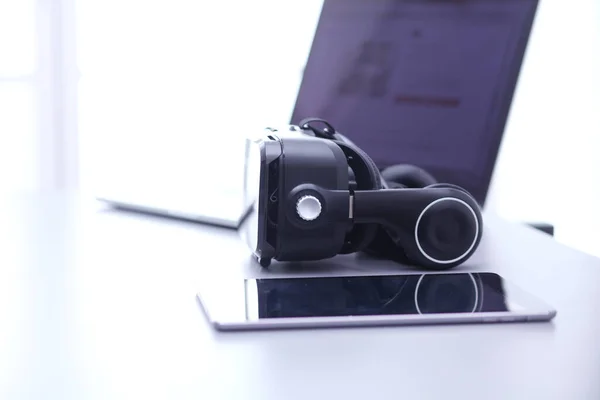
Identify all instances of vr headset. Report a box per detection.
[241,118,483,270]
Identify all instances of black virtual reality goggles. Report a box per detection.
[241,118,483,270]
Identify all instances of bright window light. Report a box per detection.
[0,0,36,77]
[0,83,37,193]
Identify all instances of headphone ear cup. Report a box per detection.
[365,181,482,270]
[381,164,437,188]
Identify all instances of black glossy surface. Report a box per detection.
[249,273,507,319]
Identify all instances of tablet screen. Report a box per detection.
[245,273,509,319]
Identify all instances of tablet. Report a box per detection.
[196,272,556,331]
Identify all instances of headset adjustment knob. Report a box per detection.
[296,195,322,221]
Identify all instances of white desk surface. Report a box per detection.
[1,192,599,400]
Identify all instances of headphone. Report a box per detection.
[241,117,483,270]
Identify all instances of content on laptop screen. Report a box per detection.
[291,0,538,204]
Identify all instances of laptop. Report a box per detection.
[290,0,539,205]
[97,186,250,229]
[94,133,252,229]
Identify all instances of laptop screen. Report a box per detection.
[290,0,538,205]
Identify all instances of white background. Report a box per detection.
[0,0,78,194]
[1,0,599,257]
[0,0,38,193]
[487,0,600,256]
